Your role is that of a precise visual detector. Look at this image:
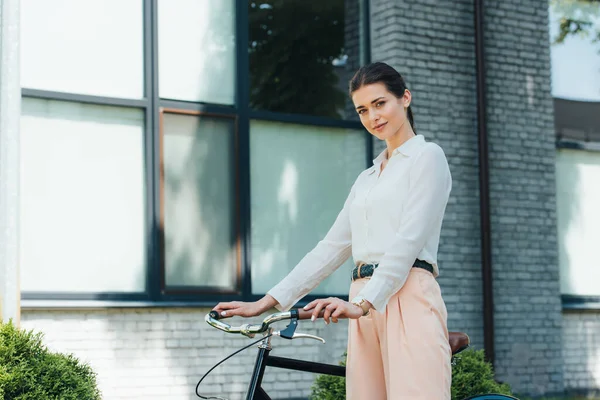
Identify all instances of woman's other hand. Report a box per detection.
[303,297,365,324]
[212,295,278,319]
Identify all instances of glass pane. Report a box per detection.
[555,149,600,296]
[162,113,237,288]
[20,98,146,292]
[249,0,366,119]
[21,0,144,99]
[250,120,365,295]
[158,0,236,105]
[549,0,600,101]
[549,1,600,142]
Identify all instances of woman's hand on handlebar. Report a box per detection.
[212,295,279,318]
[303,297,363,324]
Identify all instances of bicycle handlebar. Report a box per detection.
[205,308,328,339]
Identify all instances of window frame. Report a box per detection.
[21,0,372,307]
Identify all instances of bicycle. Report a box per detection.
[199,309,519,400]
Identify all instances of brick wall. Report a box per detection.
[483,0,564,395]
[21,309,349,400]
[562,312,600,395]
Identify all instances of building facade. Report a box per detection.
[5,0,598,399]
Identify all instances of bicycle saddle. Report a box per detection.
[449,331,470,355]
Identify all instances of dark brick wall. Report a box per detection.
[483,0,563,395]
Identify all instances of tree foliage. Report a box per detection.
[248,1,348,118]
[551,0,600,45]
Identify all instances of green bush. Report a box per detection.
[0,320,101,400]
[310,349,513,400]
[310,354,346,400]
[451,349,513,399]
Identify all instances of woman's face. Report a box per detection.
[352,82,411,141]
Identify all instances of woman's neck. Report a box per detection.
[385,124,416,159]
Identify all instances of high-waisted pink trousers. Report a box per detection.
[346,268,452,400]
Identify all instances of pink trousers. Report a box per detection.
[346,268,452,400]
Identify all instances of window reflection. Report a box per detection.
[162,112,238,290]
[249,120,365,294]
[549,0,600,142]
[248,1,364,120]
[20,98,146,292]
[158,0,236,104]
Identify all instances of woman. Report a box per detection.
[212,62,452,399]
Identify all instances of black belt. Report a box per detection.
[351,259,434,281]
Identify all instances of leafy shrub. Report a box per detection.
[310,354,346,400]
[452,349,513,399]
[0,320,101,400]
[310,349,513,400]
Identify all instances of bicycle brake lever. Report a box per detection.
[273,331,325,343]
[292,332,326,343]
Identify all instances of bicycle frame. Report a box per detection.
[245,329,345,400]
[243,335,520,400]
[243,339,521,400]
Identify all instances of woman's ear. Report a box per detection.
[403,89,412,108]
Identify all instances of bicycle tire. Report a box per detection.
[463,395,519,400]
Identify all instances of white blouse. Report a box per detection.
[267,134,452,312]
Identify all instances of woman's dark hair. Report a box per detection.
[349,62,415,133]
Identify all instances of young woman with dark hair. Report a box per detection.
[213,62,453,399]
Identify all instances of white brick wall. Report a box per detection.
[563,312,600,393]
[21,308,349,400]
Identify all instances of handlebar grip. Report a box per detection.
[208,310,221,320]
[295,308,327,320]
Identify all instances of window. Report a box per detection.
[20,98,146,293]
[549,0,600,143]
[21,0,144,99]
[161,111,239,291]
[158,0,236,105]
[249,121,365,295]
[248,0,366,119]
[20,1,370,304]
[549,0,600,302]
[555,149,600,297]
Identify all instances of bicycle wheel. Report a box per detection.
[463,395,519,400]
